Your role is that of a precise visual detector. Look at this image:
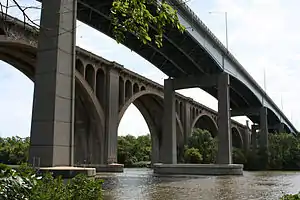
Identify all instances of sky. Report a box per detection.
[0,0,300,138]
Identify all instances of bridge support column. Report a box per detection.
[242,120,250,152]
[183,101,192,143]
[217,73,232,164]
[161,78,177,164]
[29,0,77,167]
[251,124,258,150]
[104,68,120,164]
[259,107,268,151]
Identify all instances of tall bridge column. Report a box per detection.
[161,78,177,164]
[216,73,232,164]
[183,100,192,143]
[29,0,77,167]
[251,124,258,149]
[104,68,119,164]
[259,107,268,151]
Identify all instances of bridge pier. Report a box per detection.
[216,73,232,164]
[251,124,258,149]
[259,107,268,152]
[29,0,77,167]
[161,78,177,164]
[104,68,120,164]
[232,106,269,153]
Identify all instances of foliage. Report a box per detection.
[280,192,300,200]
[245,133,300,170]
[232,147,246,165]
[111,0,185,48]
[185,129,217,164]
[117,134,151,167]
[0,136,29,165]
[184,147,202,164]
[0,163,103,200]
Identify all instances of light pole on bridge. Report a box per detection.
[208,11,228,50]
[209,11,228,71]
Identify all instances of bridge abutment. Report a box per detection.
[29,0,77,167]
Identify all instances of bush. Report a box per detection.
[0,164,103,200]
[184,148,203,164]
[232,148,246,164]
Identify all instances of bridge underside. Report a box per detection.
[74,0,287,130]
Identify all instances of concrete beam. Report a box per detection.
[231,107,261,117]
[173,74,218,90]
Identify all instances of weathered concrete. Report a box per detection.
[251,124,258,149]
[39,166,96,178]
[153,163,243,176]
[259,107,268,151]
[104,68,120,164]
[161,78,177,164]
[29,0,77,167]
[217,73,232,164]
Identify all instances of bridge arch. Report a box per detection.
[0,40,106,164]
[119,90,184,138]
[191,114,218,137]
[118,90,184,163]
[231,127,243,149]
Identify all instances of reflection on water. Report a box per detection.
[98,168,300,200]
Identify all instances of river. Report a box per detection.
[98,168,300,200]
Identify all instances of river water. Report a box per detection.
[98,168,300,200]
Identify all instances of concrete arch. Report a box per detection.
[191,113,218,137]
[85,64,95,90]
[0,39,105,135]
[133,82,139,93]
[96,68,105,106]
[232,127,243,149]
[76,58,84,76]
[118,90,184,140]
[125,79,132,99]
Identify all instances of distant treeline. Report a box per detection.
[2,130,300,171]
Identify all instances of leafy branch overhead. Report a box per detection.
[111,0,185,48]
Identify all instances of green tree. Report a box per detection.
[184,147,202,164]
[0,136,30,165]
[186,129,217,164]
[117,134,152,167]
[111,0,185,48]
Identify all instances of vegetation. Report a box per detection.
[242,133,300,170]
[281,193,300,200]
[111,0,185,48]
[117,134,151,167]
[184,129,218,164]
[0,136,29,165]
[0,163,103,200]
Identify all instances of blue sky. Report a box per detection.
[0,0,299,138]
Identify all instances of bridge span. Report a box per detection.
[0,13,249,166]
[1,0,295,167]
